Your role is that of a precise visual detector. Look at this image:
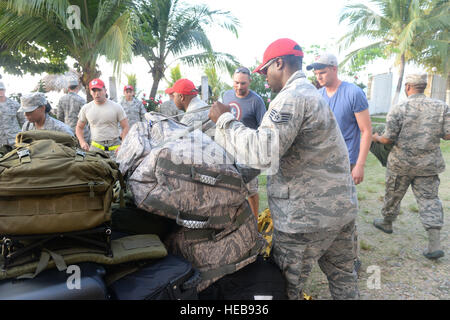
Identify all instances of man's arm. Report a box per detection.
[352,109,372,185]
[443,134,450,140]
[119,118,129,140]
[209,98,302,173]
[372,132,393,144]
[76,120,89,150]
[56,100,64,122]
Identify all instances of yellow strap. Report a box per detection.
[91,141,120,151]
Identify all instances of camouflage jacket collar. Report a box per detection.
[280,70,307,93]
[407,93,426,100]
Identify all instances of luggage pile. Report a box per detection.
[0,114,286,300]
[116,113,266,292]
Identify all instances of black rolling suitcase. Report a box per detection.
[107,254,200,300]
[0,262,109,300]
[199,255,288,300]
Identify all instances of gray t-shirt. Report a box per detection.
[222,89,266,129]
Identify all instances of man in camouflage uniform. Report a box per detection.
[373,73,450,260]
[56,79,90,143]
[209,38,359,300]
[120,85,146,128]
[20,92,74,135]
[166,79,214,137]
[0,81,24,145]
[157,88,184,121]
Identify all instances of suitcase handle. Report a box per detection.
[176,212,209,229]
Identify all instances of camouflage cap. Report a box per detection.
[68,79,79,87]
[19,92,47,112]
[405,73,427,85]
[0,81,5,90]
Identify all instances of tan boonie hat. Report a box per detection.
[405,73,427,85]
[19,92,47,112]
[0,82,5,90]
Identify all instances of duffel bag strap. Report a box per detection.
[157,158,243,189]
[182,204,253,242]
[16,249,67,279]
[199,246,260,282]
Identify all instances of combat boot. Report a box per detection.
[373,218,393,234]
[423,228,444,260]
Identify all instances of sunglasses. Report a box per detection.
[259,58,279,75]
[235,67,250,75]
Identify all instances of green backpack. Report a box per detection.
[0,130,121,235]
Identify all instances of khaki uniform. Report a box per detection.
[215,70,359,299]
[120,97,146,128]
[0,98,24,145]
[381,94,449,230]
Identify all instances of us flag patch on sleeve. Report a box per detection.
[269,109,293,123]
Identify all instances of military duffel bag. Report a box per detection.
[0,130,121,235]
[165,201,266,292]
[117,113,249,230]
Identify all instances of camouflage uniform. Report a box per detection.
[215,70,359,300]
[57,92,90,142]
[0,98,24,145]
[380,93,449,230]
[157,100,184,121]
[22,114,74,136]
[180,96,209,126]
[120,97,146,128]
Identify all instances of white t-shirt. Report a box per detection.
[78,99,127,141]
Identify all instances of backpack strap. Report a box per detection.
[16,249,67,279]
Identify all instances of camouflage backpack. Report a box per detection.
[0,130,121,235]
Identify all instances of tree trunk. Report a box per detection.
[392,53,406,107]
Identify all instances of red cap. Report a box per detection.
[165,87,174,94]
[166,79,198,95]
[89,78,105,90]
[253,38,304,74]
[124,85,134,91]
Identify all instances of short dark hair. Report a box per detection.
[281,55,303,71]
[409,83,427,93]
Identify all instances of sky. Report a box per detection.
[0,0,416,105]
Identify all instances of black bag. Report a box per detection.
[107,254,200,300]
[199,255,288,300]
[0,262,109,300]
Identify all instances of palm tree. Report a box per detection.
[339,0,449,106]
[0,0,137,101]
[133,0,240,98]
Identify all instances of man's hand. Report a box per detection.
[80,141,90,151]
[372,132,380,143]
[352,164,364,185]
[208,101,231,123]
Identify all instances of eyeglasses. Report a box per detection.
[235,67,250,75]
[259,58,278,75]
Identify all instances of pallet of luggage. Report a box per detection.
[0,113,287,300]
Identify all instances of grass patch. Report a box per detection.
[408,204,419,213]
[360,239,374,251]
[366,186,378,193]
[357,193,367,201]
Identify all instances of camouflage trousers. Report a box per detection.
[382,169,444,230]
[272,220,359,300]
